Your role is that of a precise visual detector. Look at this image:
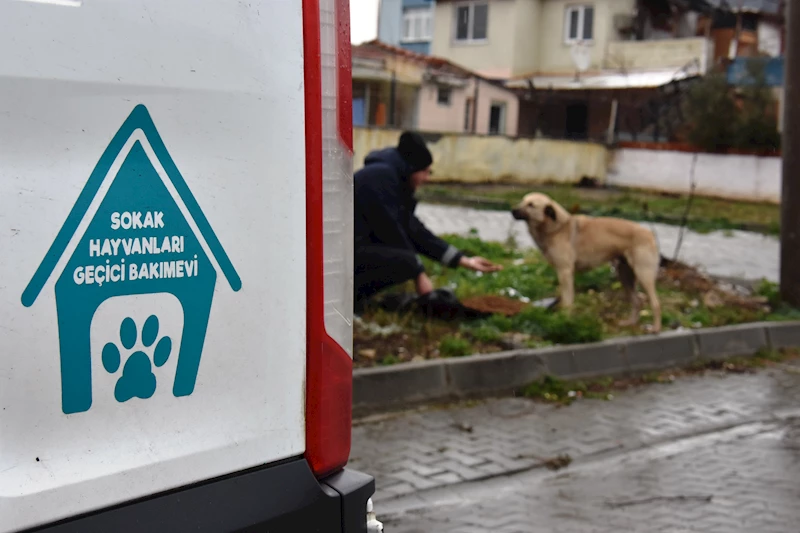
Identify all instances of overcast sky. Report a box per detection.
[350,0,379,44]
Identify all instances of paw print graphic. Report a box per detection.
[102,315,173,402]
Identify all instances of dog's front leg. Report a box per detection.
[556,267,575,310]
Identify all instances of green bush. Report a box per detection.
[464,323,504,343]
[756,280,800,321]
[733,59,781,151]
[381,354,400,366]
[501,307,603,345]
[485,313,514,332]
[684,61,780,152]
[756,279,781,308]
[542,311,604,344]
[439,336,473,357]
[685,73,738,151]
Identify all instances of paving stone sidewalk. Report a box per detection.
[415,203,779,282]
[381,413,800,532]
[350,365,800,504]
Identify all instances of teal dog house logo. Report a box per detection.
[21,105,242,415]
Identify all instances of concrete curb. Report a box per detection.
[353,321,800,416]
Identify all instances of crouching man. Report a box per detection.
[353,131,501,312]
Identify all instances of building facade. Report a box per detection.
[377,0,437,55]
[352,40,519,136]
[429,0,783,143]
[430,0,718,79]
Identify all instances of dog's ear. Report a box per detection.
[544,204,557,221]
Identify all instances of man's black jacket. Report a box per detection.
[354,147,463,271]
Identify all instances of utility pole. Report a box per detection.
[780,0,800,304]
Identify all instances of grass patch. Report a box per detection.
[481,306,604,345]
[463,323,504,344]
[439,336,473,357]
[381,354,401,366]
[756,280,781,308]
[521,348,800,406]
[418,183,780,236]
[354,234,797,368]
[522,375,616,405]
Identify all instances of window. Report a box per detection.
[564,5,594,43]
[402,7,433,42]
[455,2,488,42]
[489,102,506,135]
[437,86,452,106]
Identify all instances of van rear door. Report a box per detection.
[0,0,367,531]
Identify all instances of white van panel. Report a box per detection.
[0,1,307,531]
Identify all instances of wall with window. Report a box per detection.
[473,80,519,136]
[401,0,435,54]
[415,76,518,135]
[378,0,436,53]
[538,0,635,74]
[416,82,471,132]
[417,78,519,137]
[431,0,519,79]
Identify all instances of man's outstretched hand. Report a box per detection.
[415,257,501,297]
[415,272,434,296]
[459,256,503,273]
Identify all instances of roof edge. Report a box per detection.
[354,40,517,93]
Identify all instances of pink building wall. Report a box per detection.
[416,78,519,136]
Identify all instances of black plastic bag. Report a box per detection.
[376,288,492,321]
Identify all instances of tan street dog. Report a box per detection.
[512,192,662,333]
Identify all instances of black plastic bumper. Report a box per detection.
[29,458,375,533]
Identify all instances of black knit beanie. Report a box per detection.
[397,131,433,173]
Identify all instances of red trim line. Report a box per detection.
[303,0,353,478]
[336,0,353,151]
